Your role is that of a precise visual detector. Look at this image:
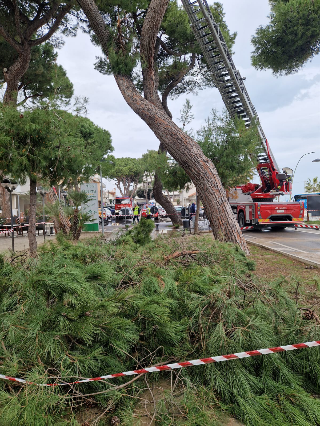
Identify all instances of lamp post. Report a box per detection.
[100,165,104,236]
[38,187,47,241]
[293,152,315,177]
[291,152,315,198]
[1,179,17,252]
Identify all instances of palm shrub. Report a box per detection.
[0,227,319,424]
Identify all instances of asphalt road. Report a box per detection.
[244,227,320,266]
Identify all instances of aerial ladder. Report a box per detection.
[181,0,293,202]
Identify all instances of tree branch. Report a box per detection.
[157,37,184,57]
[162,53,196,118]
[25,1,59,39]
[29,3,73,46]
[77,0,112,55]
[140,0,169,107]
[0,24,22,52]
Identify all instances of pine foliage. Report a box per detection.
[0,226,320,424]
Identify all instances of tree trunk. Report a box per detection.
[78,0,249,254]
[194,193,201,234]
[153,144,181,226]
[115,75,249,253]
[28,178,38,256]
[3,45,32,105]
[153,172,181,226]
[1,187,11,222]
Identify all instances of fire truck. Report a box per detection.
[114,196,133,220]
[182,0,304,229]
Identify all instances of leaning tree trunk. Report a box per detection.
[78,0,249,254]
[153,144,181,226]
[28,178,38,256]
[153,172,182,226]
[115,76,249,253]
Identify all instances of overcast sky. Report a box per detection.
[57,0,320,196]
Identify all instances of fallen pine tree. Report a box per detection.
[0,219,319,425]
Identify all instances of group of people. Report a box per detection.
[132,204,152,224]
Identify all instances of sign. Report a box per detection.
[80,183,99,231]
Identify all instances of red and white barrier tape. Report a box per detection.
[0,229,14,235]
[295,224,320,230]
[241,226,254,231]
[1,340,319,387]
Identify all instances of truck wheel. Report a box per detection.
[238,211,245,227]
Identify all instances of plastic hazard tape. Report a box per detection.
[241,226,254,231]
[0,229,14,235]
[0,340,319,387]
[295,224,320,230]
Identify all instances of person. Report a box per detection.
[146,204,151,219]
[133,204,140,224]
[190,202,196,226]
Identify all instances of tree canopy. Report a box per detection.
[102,156,144,197]
[93,0,236,116]
[197,110,262,188]
[0,0,78,104]
[0,41,74,106]
[0,104,113,186]
[251,0,320,75]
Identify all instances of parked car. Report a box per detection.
[106,205,115,215]
[104,208,113,221]
[158,207,167,218]
[99,207,113,224]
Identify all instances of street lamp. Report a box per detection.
[1,178,17,252]
[293,152,315,177]
[312,159,320,163]
[291,152,315,198]
[100,165,105,236]
[38,187,48,241]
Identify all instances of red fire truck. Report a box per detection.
[114,196,133,220]
[182,0,304,229]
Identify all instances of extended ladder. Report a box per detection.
[181,0,280,173]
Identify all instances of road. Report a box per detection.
[244,227,320,266]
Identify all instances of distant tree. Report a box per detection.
[305,177,320,193]
[197,110,261,188]
[251,0,320,75]
[136,188,153,200]
[103,157,144,197]
[0,104,113,255]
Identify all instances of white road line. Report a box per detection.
[296,230,320,235]
[268,241,308,253]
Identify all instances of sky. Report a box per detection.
[57,0,320,196]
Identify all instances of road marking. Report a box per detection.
[265,241,308,253]
[296,230,320,236]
